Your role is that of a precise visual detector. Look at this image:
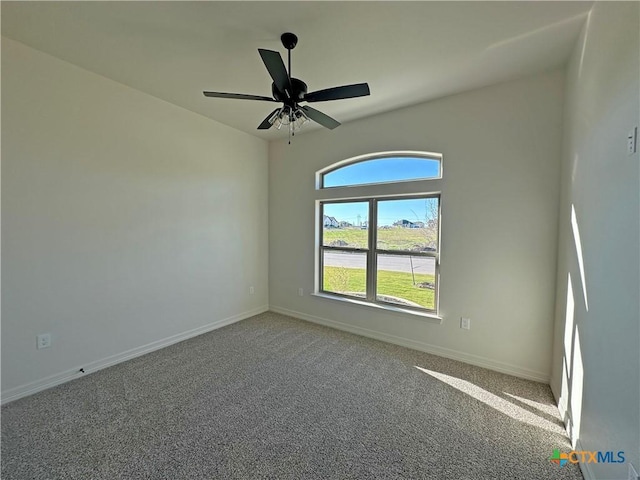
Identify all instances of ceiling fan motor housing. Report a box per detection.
[272,78,307,103]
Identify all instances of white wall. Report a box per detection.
[1,38,269,400]
[269,70,565,381]
[550,3,640,479]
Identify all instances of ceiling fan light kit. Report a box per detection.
[269,106,310,131]
[203,32,370,143]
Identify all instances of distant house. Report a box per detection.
[393,219,417,228]
[391,219,425,228]
[338,221,352,228]
[323,215,339,228]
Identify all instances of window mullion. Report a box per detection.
[367,199,377,301]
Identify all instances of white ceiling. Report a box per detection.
[2,1,592,140]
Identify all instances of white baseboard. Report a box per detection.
[1,305,268,405]
[270,305,550,383]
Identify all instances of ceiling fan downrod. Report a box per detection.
[281,32,297,93]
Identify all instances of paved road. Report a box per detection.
[324,252,435,275]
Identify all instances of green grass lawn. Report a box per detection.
[323,266,435,309]
[323,227,437,251]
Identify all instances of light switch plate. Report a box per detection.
[628,127,637,155]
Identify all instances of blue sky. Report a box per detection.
[323,157,439,226]
[323,157,440,188]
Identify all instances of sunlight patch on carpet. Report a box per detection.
[414,366,567,435]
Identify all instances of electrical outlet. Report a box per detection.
[629,462,639,480]
[460,318,471,330]
[36,333,52,349]
[298,288,304,297]
[249,286,255,295]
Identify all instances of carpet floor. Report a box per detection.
[2,312,582,479]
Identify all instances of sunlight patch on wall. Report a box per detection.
[577,11,591,81]
[564,273,576,373]
[569,326,584,448]
[559,272,575,423]
[560,357,570,422]
[571,204,589,310]
[571,154,579,191]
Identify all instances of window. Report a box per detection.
[321,153,441,188]
[317,153,441,315]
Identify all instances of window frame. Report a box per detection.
[319,193,441,314]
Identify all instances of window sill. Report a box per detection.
[311,292,443,324]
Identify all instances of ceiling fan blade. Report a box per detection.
[203,91,276,102]
[304,83,370,103]
[301,106,341,130]
[257,108,280,130]
[258,49,291,97]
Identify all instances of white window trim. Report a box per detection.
[311,292,443,324]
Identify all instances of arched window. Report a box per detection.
[319,152,441,189]
[316,152,442,316]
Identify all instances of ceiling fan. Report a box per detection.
[203,32,370,139]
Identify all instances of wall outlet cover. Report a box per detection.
[36,333,52,349]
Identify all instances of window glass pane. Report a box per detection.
[323,157,440,188]
[377,197,438,252]
[376,254,436,310]
[322,250,367,298]
[322,202,369,249]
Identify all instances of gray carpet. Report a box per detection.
[2,312,582,479]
